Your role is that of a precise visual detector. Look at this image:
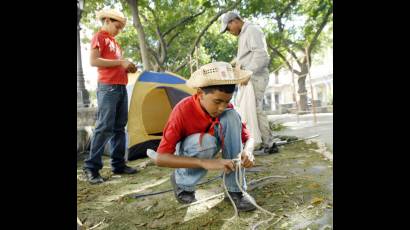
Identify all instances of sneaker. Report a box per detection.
[112,165,138,174]
[83,169,104,184]
[224,191,257,212]
[170,171,197,204]
[264,142,279,154]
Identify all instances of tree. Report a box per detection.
[80,0,241,75]
[242,0,333,112]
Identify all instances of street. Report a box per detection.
[268,113,333,151]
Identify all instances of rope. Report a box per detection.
[223,158,277,230]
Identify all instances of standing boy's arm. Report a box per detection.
[153,152,236,173]
[90,48,136,72]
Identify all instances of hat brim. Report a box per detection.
[97,12,126,25]
[220,23,228,34]
[187,68,252,89]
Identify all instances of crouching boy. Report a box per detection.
[150,62,257,211]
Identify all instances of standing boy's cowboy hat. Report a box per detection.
[96,9,127,25]
[187,62,252,89]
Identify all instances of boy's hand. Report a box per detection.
[121,60,137,73]
[200,159,235,173]
[241,151,255,168]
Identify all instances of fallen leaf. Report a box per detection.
[308,183,320,189]
[280,222,289,228]
[311,197,324,205]
[144,205,153,212]
[154,211,164,219]
[296,185,303,188]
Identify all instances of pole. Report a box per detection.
[305,47,317,124]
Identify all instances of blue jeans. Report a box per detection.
[175,109,247,193]
[84,83,128,172]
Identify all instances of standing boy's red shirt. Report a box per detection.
[157,94,250,154]
[91,30,128,85]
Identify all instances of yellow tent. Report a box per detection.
[127,71,195,160]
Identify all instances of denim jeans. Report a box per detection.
[174,109,247,193]
[84,83,128,172]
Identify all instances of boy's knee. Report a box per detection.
[220,110,241,125]
[181,133,218,158]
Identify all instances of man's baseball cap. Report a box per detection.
[220,11,241,33]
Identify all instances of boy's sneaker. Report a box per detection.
[83,169,104,184]
[170,171,197,204]
[112,165,138,174]
[224,191,257,212]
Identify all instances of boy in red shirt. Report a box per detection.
[150,62,257,211]
[83,9,138,184]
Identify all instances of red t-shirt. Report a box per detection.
[91,30,128,85]
[157,94,250,154]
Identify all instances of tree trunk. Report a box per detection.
[127,0,152,70]
[297,62,309,113]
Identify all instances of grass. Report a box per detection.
[77,141,333,229]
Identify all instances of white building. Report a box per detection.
[265,48,333,113]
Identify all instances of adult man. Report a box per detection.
[220,11,278,154]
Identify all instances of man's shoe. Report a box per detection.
[264,142,279,154]
[83,169,104,184]
[170,171,197,204]
[225,191,257,212]
[112,165,137,174]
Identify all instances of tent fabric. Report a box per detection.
[126,71,195,160]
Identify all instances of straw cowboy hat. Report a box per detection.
[96,9,127,25]
[187,62,252,88]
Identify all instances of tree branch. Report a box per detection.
[146,4,167,65]
[268,43,301,75]
[273,0,297,33]
[162,8,207,37]
[174,0,241,72]
[284,46,302,68]
[307,4,333,57]
[278,0,298,19]
[166,31,181,48]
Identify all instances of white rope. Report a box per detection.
[222,158,277,230]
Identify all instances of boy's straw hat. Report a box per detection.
[187,62,252,88]
[96,9,126,25]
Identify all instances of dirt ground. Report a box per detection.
[77,140,333,230]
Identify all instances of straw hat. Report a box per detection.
[187,62,252,88]
[96,9,126,25]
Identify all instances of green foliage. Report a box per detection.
[79,0,332,78]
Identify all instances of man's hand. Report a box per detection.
[241,151,255,168]
[200,159,235,173]
[240,77,250,86]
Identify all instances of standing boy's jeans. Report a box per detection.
[84,83,128,172]
[174,109,247,193]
